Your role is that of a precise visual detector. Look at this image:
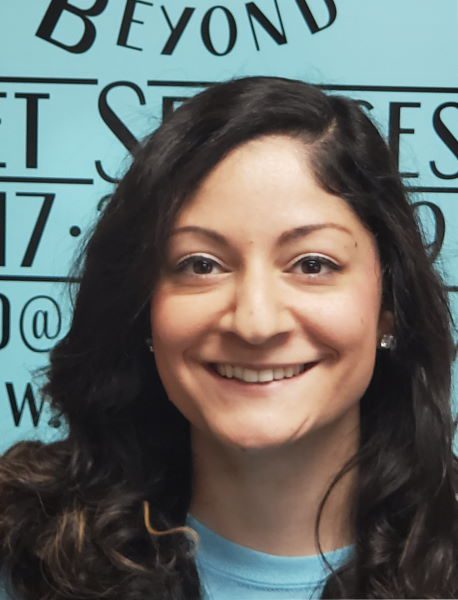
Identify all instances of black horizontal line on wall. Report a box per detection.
[0,176,94,184]
[0,77,98,85]
[2,79,456,94]
[406,187,458,194]
[0,181,455,193]
[0,275,80,283]
[319,85,458,93]
[0,180,454,193]
[147,81,458,94]
[148,80,212,88]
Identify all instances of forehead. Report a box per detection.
[175,135,374,248]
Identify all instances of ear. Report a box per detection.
[377,309,394,338]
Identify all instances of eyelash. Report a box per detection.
[174,254,342,277]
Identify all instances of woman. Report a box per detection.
[0,76,456,599]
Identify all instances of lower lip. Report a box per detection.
[205,362,318,392]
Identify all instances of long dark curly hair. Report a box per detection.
[0,76,456,599]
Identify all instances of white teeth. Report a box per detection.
[273,367,285,380]
[214,363,309,383]
[243,368,258,383]
[258,369,274,383]
[234,366,243,379]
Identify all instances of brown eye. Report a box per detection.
[291,255,341,276]
[175,255,224,276]
[192,258,214,274]
[301,258,322,274]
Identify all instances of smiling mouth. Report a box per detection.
[208,362,318,384]
[207,361,319,387]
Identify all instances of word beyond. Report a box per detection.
[36,0,337,55]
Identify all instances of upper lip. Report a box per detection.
[208,361,318,369]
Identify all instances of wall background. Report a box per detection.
[1,0,457,453]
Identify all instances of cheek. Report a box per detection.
[314,282,382,398]
[149,292,202,419]
[298,281,381,354]
[150,288,218,352]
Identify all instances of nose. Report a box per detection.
[219,267,295,345]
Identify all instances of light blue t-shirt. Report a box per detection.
[186,514,354,599]
[0,517,353,600]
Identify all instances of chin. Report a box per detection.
[214,422,309,453]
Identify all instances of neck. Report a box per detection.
[189,412,359,556]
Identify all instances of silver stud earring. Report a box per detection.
[145,337,154,353]
[378,334,396,350]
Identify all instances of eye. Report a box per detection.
[173,254,340,278]
[290,254,341,276]
[174,255,225,276]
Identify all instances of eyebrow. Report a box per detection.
[170,223,354,246]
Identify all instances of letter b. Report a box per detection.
[36,0,108,53]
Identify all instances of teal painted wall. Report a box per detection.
[1,0,457,452]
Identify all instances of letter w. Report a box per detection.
[5,382,45,427]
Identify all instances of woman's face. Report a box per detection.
[150,135,392,450]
